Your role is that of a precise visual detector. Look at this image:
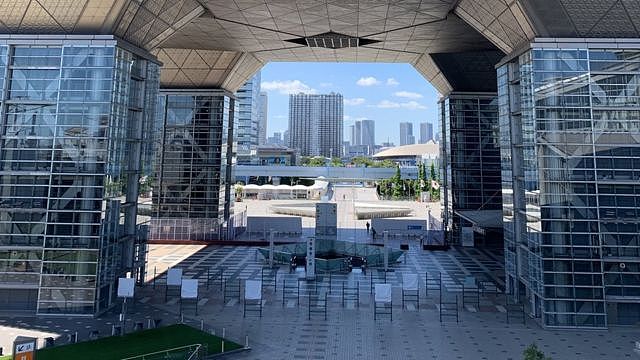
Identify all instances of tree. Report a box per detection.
[430,162,438,181]
[351,156,373,167]
[523,344,551,360]
[415,163,426,195]
[377,159,396,168]
[330,157,344,167]
[302,156,326,167]
[428,162,440,201]
[391,166,403,199]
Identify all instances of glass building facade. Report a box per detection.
[235,72,260,164]
[439,93,503,246]
[0,36,159,315]
[150,90,235,242]
[499,39,640,328]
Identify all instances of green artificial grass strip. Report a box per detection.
[0,355,11,360]
[36,324,242,360]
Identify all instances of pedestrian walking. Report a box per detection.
[366,222,370,233]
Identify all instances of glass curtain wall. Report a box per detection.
[439,93,502,245]
[499,40,640,328]
[151,90,235,242]
[0,37,159,316]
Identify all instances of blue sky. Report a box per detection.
[260,62,440,145]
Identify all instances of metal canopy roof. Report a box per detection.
[0,0,637,93]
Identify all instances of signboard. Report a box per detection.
[117,277,135,298]
[374,284,392,303]
[181,279,198,299]
[315,203,337,240]
[461,227,474,247]
[402,274,418,291]
[13,337,36,360]
[407,225,423,230]
[167,268,183,286]
[306,236,316,279]
[245,280,262,300]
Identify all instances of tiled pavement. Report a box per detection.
[1,244,638,359]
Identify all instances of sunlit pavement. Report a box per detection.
[2,244,636,360]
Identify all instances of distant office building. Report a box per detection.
[267,132,283,146]
[350,124,359,146]
[289,93,343,157]
[360,119,375,154]
[420,122,433,143]
[354,121,363,146]
[235,71,261,164]
[0,36,158,316]
[256,146,298,166]
[283,130,290,148]
[258,91,268,145]
[152,90,235,242]
[400,122,414,145]
[345,145,370,158]
[349,119,375,155]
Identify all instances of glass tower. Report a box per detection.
[151,90,235,242]
[0,36,159,315]
[235,72,260,164]
[499,39,640,328]
[439,93,503,246]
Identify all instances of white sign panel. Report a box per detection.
[374,283,392,303]
[167,268,183,286]
[461,227,474,247]
[15,341,35,353]
[245,280,262,300]
[117,277,135,298]
[181,279,199,299]
[402,274,418,291]
[306,236,316,279]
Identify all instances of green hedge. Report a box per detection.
[33,324,242,360]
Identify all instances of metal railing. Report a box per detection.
[120,343,204,360]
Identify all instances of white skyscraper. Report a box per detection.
[258,91,268,145]
[235,71,261,163]
[420,122,433,143]
[400,122,414,145]
[359,119,375,152]
[289,93,343,157]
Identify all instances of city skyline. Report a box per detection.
[260,62,438,146]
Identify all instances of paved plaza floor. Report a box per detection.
[2,244,638,359]
[237,186,439,242]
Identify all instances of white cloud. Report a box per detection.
[375,100,401,108]
[261,80,317,94]
[401,101,427,110]
[344,115,353,121]
[372,100,427,110]
[356,76,380,86]
[394,91,423,99]
[344,97,366,106]
[386,78,399,86]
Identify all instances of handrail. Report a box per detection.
[120,343,202,360]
